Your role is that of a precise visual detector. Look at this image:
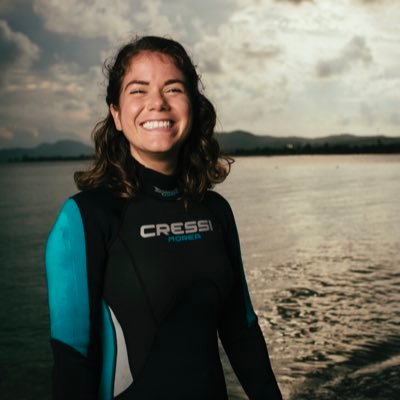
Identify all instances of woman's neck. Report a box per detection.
[129,156,182,200]
[130,152,177,176]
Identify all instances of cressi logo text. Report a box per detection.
[140,220,213,243]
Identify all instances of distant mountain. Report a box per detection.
[215,130,307,151]
[216,131,400,154]
[0,140,94,162]
[1,133,400,162]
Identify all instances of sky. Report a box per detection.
[0,0,399,148]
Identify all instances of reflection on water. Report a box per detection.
[0,155,399,399]
[217,155,400,399]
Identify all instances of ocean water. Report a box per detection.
[0,155,399,400]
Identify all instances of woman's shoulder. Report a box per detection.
[56,187,126,229]
[71,187,124,212]
[203,189,232,210]
[202,190,235,224]
[51,188,126,246]
[72,186,116,204]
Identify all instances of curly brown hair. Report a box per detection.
[74,35,233,199]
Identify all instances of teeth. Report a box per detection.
[142,120,171,129]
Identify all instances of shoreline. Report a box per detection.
[1,152,400,164]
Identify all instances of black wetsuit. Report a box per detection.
[45,158,282,400]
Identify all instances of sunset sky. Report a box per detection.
[1,0,399,148]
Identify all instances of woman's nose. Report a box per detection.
[147,90,170,111]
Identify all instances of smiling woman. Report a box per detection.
[45,35,282,400]
[109,51,192,174]
[74,36,229,198]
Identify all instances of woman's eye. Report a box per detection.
[166,87,183,93]
[129,89,145,94]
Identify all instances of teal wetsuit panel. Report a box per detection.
[45,198,90,357]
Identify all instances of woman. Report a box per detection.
[45,35,282,400]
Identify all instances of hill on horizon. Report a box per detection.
[0,139,94,162]
[1,132,400,161]
[215,130,400,153]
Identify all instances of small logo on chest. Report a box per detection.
[153,186,180,197]
[140,220,213,243]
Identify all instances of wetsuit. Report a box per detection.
[45,158,282,400]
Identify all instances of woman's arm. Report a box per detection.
[45,198,98,399]
[217,198,282,400]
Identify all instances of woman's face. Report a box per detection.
[110,51,192,169]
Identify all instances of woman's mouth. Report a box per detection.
[141,120,174,130]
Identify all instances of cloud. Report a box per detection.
[240,43,281,59]
[274,0,313,4]
[129,0,176,37]
[0,0,27,14]
[190,6,292,134]
[33,0,133,41]
[389,113,400,126]
[1,0,400,142]
[0,126,62,148]
[355,0,395,4]
[0,20,40,83]
[316,36,373,78]
[245,0,313,4]
[0,126,14,140]
[360,102,375,125]
[199,56,223,75]
[32,0,186,42]
[0,59,105,148]
[32,0,239,47]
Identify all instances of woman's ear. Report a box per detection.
[110,104,122,131]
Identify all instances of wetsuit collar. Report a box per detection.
[129,157,183,200]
